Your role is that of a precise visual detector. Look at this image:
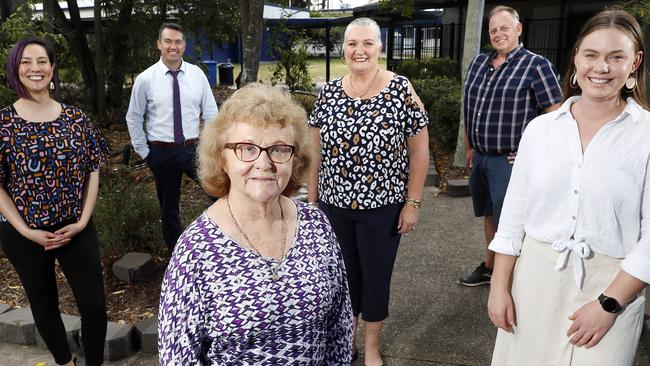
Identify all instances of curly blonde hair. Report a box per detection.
[197,83,312,197]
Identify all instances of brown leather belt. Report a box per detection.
[148,139,198,147]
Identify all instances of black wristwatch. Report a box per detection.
[598,293,623,314]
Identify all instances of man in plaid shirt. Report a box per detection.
[459,5,562,286]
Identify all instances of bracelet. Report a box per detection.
[307,201,319,207]
[405,197,422,209]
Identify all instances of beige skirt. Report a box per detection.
[491,236,645,366]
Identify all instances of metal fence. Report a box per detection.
[390,16,591,75]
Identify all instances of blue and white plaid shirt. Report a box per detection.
[464,43,562,154]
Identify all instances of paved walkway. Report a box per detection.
[2,191,649,365]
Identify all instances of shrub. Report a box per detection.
[0,5,85,109]
[396,58,460,81]
[412,77,461,151]
[269,19,313,92]
[93,167,207,254]
[291,91,317,115]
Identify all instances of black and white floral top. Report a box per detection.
[308,74,429,210]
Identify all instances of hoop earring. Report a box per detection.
[341,56,347,65]
[625,76,637,91]
[49,81,55,90]
[570,72,578,89]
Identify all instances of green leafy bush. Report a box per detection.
[93,168,207,254]
[0,5,83,108]
[0,6,43,106]
[396,58,460,81]
[412,77,461,151]
[269,20,313,92]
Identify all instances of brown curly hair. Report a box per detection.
[197,83,312,197]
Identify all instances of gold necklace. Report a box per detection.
[226,197,287,281]
[349,67,381,101]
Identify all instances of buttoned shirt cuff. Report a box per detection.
[133,144,150,160]
[621,248,650,285]
[488,232,524,256]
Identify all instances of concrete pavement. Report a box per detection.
[2,190,649,365]
[0,342,157,365]
[356,190,650,365]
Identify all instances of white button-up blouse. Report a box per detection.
[489,96,650,285]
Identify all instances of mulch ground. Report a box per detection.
[0,86,469,324]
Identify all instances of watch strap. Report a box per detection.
[598,293,623,314]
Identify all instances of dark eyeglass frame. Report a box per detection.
[224,142,295,163]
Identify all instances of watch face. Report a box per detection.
[601,297,619,312]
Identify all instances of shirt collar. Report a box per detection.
[554,96,577,119]
[491,42,524,62]
[156,58,186,75]
[555,95,641,125]
[624,97,641,124]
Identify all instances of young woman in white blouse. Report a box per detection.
[487,9,649,366]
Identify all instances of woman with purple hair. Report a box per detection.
[0,37,110,365]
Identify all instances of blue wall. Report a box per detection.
[184,27,281,64]
[184,26,396,63]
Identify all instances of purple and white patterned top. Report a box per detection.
[158,199,353,365]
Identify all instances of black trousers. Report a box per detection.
[0,219,107,366]
[147,143,199,252]
[319,202,402,322]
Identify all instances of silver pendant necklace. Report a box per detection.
[226,197,287,281]
[349,67,381,101]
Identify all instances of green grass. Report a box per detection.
[231,58,389,85]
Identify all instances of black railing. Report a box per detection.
[389,17,591,76]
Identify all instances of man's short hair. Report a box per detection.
[158,23,185,39]
[489,5,519,22]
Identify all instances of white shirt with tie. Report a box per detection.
[489,96,650,286]
[126,58,218,159]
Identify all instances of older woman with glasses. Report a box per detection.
[158,83,353,365]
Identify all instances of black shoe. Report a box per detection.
[459,261,492,286]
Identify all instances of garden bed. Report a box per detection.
[0,85,468,324]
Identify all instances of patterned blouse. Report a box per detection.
[308,74,429,210]
[0,104,110,228]
[158,200,353,365]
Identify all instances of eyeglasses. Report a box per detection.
[224,142,295,163]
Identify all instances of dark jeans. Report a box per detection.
[319,202,402,322]
[147,143,199,252]
[469,151,513,227]
[0,219,107,366]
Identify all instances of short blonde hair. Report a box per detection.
[198,83,311,197]
[489,5,520,22]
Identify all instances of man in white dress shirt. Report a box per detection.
[126,23,218,252]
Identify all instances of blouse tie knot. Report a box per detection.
[551,239,591,290]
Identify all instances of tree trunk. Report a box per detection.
[453,0,484,167]
[107,0,134,111]
[44,0,98,112]
[239,0,264,87]
[94,0,107,123]
[160,0,167,23]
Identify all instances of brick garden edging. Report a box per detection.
[0,251,162,361]
[0,305,157,361]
